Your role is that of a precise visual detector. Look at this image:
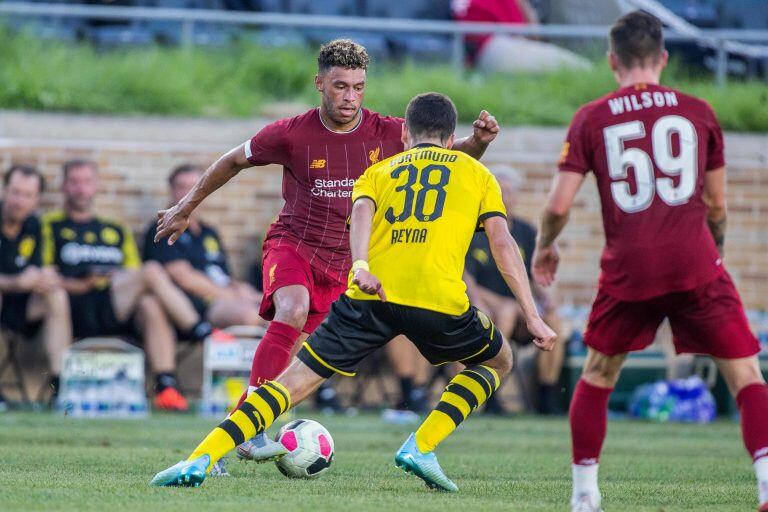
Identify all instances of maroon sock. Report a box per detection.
[231,321,301,413]
[736,383,768,461]
[570,379,613,465]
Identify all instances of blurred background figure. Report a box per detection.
[452,0,591,72]
[465,166,568,414]
[0,165,71,409]
[143,163,264,329]
[382,335,430,423]
[43,160,212,412]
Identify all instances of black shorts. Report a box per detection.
[0,292,42,337]
[70,287,135,339]
[297,294,504,378]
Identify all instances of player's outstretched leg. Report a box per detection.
[233,286,307,463]
[150,381,292,487]
[397,343,512,492]
[150,360,324,487]
[569,349,624,512]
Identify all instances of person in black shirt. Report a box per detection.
[143,164,263,328]
[43,160,212,412]
[0,165,71,406]
[465,167,567,414]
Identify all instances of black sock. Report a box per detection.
[484,392,505,415]
[407,385,428,413]
[156,372,178,392]
[185,320,212,342]
[49,375,60,397]
[398,377,413,410]
[537,383,555,414]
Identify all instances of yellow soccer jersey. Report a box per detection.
[347,143,506,315]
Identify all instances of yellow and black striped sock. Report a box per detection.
[414,365,500,453]
[188,380,291,471]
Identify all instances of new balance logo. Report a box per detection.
[310,159,326,169]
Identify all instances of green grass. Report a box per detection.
[1,26,767,131]
[0,411,758,511]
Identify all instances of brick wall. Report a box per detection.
[1,111,766,310]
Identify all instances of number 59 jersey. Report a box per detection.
[559,82,725,301]
[347,143,506,315]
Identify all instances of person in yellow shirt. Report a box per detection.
[43,160,212,411]
[150,92,556,491]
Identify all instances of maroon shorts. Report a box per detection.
[259,239,347,334]
[584,271,759,359]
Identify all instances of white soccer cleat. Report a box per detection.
[571,493,603,512]
[236,432,288,463]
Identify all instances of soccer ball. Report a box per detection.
[274,419,334,478]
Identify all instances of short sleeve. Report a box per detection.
[120,225,141,270]
[704,103,725,171]
[478,170,507,229]
[558,105,592,175]
[352,166,378,209]
[245,119,290,167]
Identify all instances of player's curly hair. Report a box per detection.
[317,39,370,73]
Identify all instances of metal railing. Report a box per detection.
[1,2,767,86]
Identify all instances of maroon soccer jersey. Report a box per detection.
[559,83,725,301]
[245,108,404,282]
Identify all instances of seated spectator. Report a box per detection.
[464,166,567,414]
[452,0,591,72]
[143,163,263,328]
[0,165,71,408]
[43,159,212,412]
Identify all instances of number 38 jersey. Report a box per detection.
[559,82,725,301]
[348,143,506,315]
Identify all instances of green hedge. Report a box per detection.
[1,28,766,131]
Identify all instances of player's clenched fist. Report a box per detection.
[155,204,190,246]
[526,316,557,352]
[472,110,500,145]
[352,268,387,302]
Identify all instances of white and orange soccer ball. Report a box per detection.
[274,419,334,478]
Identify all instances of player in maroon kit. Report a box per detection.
[532,11,768,512]
[155,39,499,468]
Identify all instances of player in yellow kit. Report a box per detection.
[150,92,557,491]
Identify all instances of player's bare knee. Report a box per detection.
[718,357,766,396]
[483,341,513,378]
[274,303,309,330]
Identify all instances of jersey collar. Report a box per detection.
[317,107,364,134]
[411,143,442,149]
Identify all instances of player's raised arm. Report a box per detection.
[703,166,727,256]
[452,110,500,160]
[349,197,386,301]
[485,215,556,351]
[532,171,585,287]
[155,144,251,245]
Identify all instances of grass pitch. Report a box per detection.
[0,411,756,511]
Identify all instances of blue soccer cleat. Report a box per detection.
[149,454,209,487]
[395,433,458,492]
